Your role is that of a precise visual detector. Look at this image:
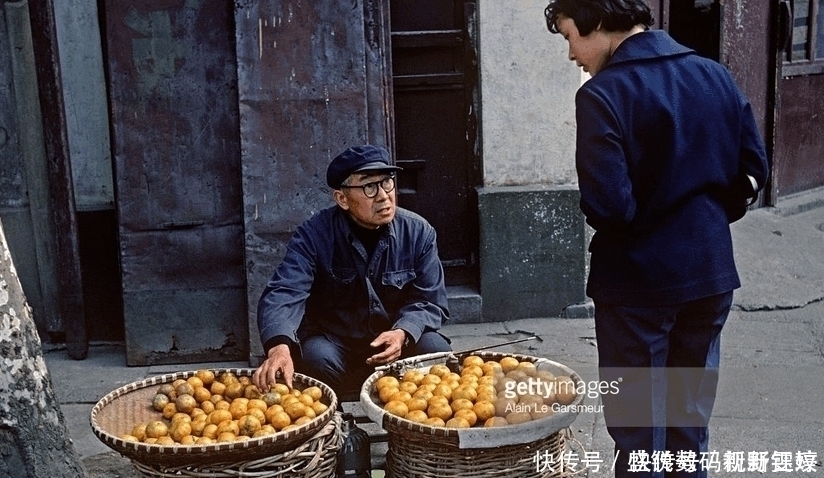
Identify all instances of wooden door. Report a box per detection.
[102,0,247,365]
[389,0,480,287]
[773,0,824,197]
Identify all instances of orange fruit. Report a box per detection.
[481,361,502,376]
[243,385,262,399]
[461,364,484,379]
[196,436,215,445]
[267,410,292,430]
[499,356,519,374]
[195,369,215,387]
[145,420,168,439]
[311,401,329,415]
[209,409,233,425]
[384,400,409,419]
[284,401,307,421]
[156,436,175,446]
[424,417,445,427]
[426,401,452,421]
[162,402,178,420]
[152,394,170,412]
[228,401,248,420]
[421,374,442,386]
[186,376,204,390]
[294,416,314,426]
[405,397,428,412]
[131,423,148,441]
[473,401,496,422]
[516,361,537,376]
[406,409,429,423]
[192,386,211,404]
[216,420,240,436]
[210,382,226,396]
[248,398,268,412]
[196,402,211,416]
[398,381,418,394]
[389,391,412,403]
[413,389,434,402]
[429,364,451,378]
[224,382,244,400]
[445,416,470,428]
[157,384,175,397]
[216,431,236,443]
[303,386,323,401]
[453,409,478,427]
[402,370,425,385]
[270,383,290,396]
[190,419,208,437]
[506,411,532,425]
[378,386,400,404]
[432,384,453,400]
[484,416,508,427]
[237,415,262,436]
[201,423,219,439]
[297,393,314,407]
[262,392,282,407]
[462,355,484,368]
[170,422,192,442]
[452,385,478,402]
[450,398,474,412]
[176,382,195,398]
[175,394,198,414]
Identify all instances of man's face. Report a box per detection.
[334,172,397,229]
[556,15,612,76]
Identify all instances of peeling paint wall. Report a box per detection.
[478,0,580,187]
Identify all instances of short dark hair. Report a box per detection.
[544,0,654,36]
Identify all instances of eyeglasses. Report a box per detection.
[339,175,396,198]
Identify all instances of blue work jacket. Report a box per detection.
[257,205,449,352]
[575,30,769,306]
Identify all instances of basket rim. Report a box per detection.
[90,368,337,466]
[359,351,585,449]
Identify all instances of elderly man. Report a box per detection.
[253,145,451,395]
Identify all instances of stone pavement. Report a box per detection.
[43,188,824,477]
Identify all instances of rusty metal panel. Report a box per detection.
[774,74,824,196]
[235,0,394,361]
[720,0,773,139]
[103,0,247,365]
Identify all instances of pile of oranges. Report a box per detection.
[120,370,329,445]
[375,355,577,428]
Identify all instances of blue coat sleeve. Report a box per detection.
[391,225,449,343]
[574,86,637,234]
[256,224,316,347]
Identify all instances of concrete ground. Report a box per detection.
[44,188,824,477]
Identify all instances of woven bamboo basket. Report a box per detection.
[91,368,338,470]
[360,351,585,477]
[131,414,343,478]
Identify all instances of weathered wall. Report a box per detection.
[0,219,86,477]
[53,0,113,211]
[478,186,587,320]
[475,1,589,318]
[478,0,580,187]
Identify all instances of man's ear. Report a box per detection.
[332,189,350,211]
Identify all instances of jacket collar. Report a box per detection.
[606,29,693,69]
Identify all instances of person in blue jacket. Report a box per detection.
[543,0,769,476]
[252,145,451,396]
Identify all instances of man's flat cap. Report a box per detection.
[326,145,402,189]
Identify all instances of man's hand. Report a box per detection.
[366,329,407,366]
[253,344,294,391]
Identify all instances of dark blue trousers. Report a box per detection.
[295,331,451,395]
[595,292,733,478]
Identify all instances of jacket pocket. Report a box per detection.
[381,269,416,289]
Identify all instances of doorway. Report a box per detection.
[389,0,481,288]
